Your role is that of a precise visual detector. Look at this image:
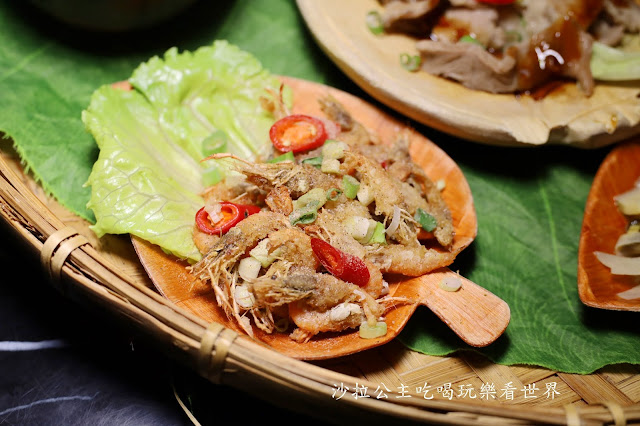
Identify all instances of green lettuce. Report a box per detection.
[591,40,640,81]
[83,41,284,261]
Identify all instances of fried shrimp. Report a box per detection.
[189,211,290,334]
[365,243,456,277]
[287,272,384,342]
[191,96,459,342]
[318,95,375,147]
[318,97,455,247]
[207,153,340,198]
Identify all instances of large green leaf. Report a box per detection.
[0,1,638,374]
[399,142,640,374]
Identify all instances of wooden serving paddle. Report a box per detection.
[131,76,510,360]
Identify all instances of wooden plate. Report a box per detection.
[578,140,640,311]
[296,0,640,148]
[130,76,503,360]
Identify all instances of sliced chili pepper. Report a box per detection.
[269,114,328,153]
[195,202,260,235]
[310,238,370,287]
[242,204,261,216]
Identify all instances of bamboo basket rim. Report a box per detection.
[0,149,639,425]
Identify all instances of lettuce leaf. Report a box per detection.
[83,41,283,261]
[591,41,640,81]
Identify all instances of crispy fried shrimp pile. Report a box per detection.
[189,95,456,343]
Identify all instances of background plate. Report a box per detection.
[296,0,640,148]
[578,140,640,311]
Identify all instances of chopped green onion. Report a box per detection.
[414,208,437,232]
[289,206,319,226]
[302,156,323,168]
[202,164,224,186]
[342,175,360,199]
[458,34,484,47]
[326,188,342,201]
[357,184,374,206]
[250,238,276,268]
[366,10,384,35]
[267,151,295,163]
[361,219,377,243]
[439,275,462,292]
[290,197,321,226]
[202,130,229,156]
[238,257,262,281]
[344,216,371,241]
[234,284,256,309]
[400,53,421,72]
[321,158,341,174]
[369,221,386,245]
[322,140,348,160]
[504,30,523,43]
[359,321,387,339]
[294,188,326,210]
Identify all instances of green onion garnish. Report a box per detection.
[326,188,342,201]
[294,190,325,211]
[289,206,319,226]
[369,221,387,244]
[414,208,437,232]
[202,164,223,186]
[202,130,229,156]
[504,30,523,43]
[267,151,295,163]
[342,175,360,199]
[365,11,384,35]
[400,53,421,72]
[458,34,484,47]
[359,321,387,339]
[301,156,323,168]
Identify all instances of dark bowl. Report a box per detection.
[28,0,199,32]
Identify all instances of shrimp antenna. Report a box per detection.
[201,153,253,165]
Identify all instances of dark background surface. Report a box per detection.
[0,223,334,425]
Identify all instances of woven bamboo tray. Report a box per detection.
[1,139,639,425]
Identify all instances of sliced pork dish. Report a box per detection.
[374,0,640,95]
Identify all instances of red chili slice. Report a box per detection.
[195,202,260,235]
[310,238,370,287]
[269,114,328,153]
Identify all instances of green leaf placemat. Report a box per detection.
[399,142,640,374]
[0,0,638,374]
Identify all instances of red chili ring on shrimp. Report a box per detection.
[310,238,370,287]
